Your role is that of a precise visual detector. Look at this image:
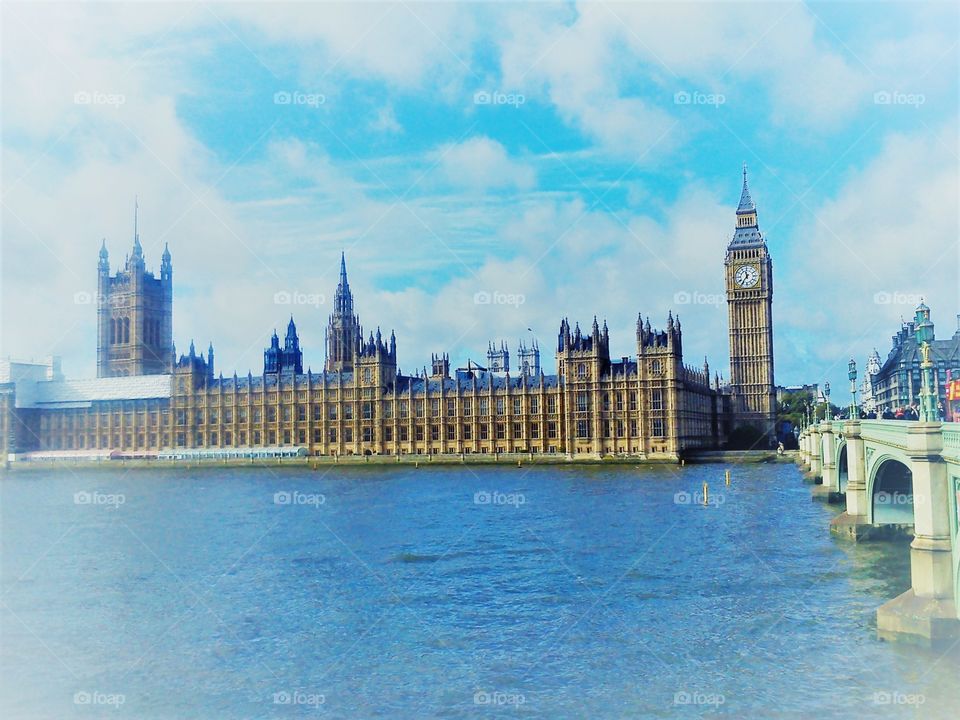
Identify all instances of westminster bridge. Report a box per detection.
[798,419,960,645]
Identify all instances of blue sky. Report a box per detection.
[2,1,958,395]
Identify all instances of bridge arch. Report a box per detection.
[869,456,914,525]
[836,440,848,493]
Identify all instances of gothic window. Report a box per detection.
[530,397,539,414]
[363,368,372,384]
[446,399,455,417]
[344,404,353,420]
[629,392,637,411]
[513,397,521,415]
[463,400,472,416]
[463,424,472,440]
[547,396,557,414]
[496,423,505,439]
[329,405,338,420]
[577,392,589,412]
[496,397,505,415]
[652,389,663,411]
[577,420,589,438]
[123,317,130,344]
[479,398,489,416]
[653,419,665,437]
[577,363,587,378]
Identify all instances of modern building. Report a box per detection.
[1,170,777,460]
[871,304,960,414]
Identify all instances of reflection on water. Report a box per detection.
[1,463,958,719]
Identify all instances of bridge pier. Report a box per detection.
[813,421,841,502]
[804,425,821,483]
[876,423,959,646]
[830,420,872,539]
[799,430,810,467]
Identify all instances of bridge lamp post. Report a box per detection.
[823,381,831,421]
[848,358,859,420]
[916,318,937,422]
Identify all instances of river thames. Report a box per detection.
[1,462,957,718]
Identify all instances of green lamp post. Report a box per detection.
[916,311,937,422]
[848,358,859,420]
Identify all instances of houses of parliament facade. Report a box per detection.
[1,170,776,461]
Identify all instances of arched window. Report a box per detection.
[123,317,130,344]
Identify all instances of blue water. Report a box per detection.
[1,463,957,718]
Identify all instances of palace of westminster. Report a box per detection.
[0,171,779,460]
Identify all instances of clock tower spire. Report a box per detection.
[724,164,775,441]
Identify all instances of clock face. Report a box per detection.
[734,264,760,289]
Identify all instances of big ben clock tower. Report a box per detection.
[725,165,775,437]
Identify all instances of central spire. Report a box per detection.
[737,163,755,214]
[131,195,143,260]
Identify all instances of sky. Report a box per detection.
[2,1,958,397]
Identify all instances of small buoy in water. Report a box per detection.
[702,481,709,506]
[725,469,731,486]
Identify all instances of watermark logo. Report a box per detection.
[74,91,126,107]
[873,90,925,108]
[74,491,125,509]
[273,290,325,308]
[873,690,925,706]
[273,491,325,508]
[674,290,725,308]
[873,291,924,306]
[674,90,725,107]
[473,90,525,107]
[473,290,525,308]
[674,690,725,707]
[874,491,912,506]
[74,690,125,708]
[474,690,525,706]
[273,90,326,108]
[673,490,725,508]
[272,690,325,707]
[474,490,526,508]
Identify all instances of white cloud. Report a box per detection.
[780,121,959,370]
[436,136,535,191]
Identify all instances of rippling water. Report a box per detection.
[1,463,957,718]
